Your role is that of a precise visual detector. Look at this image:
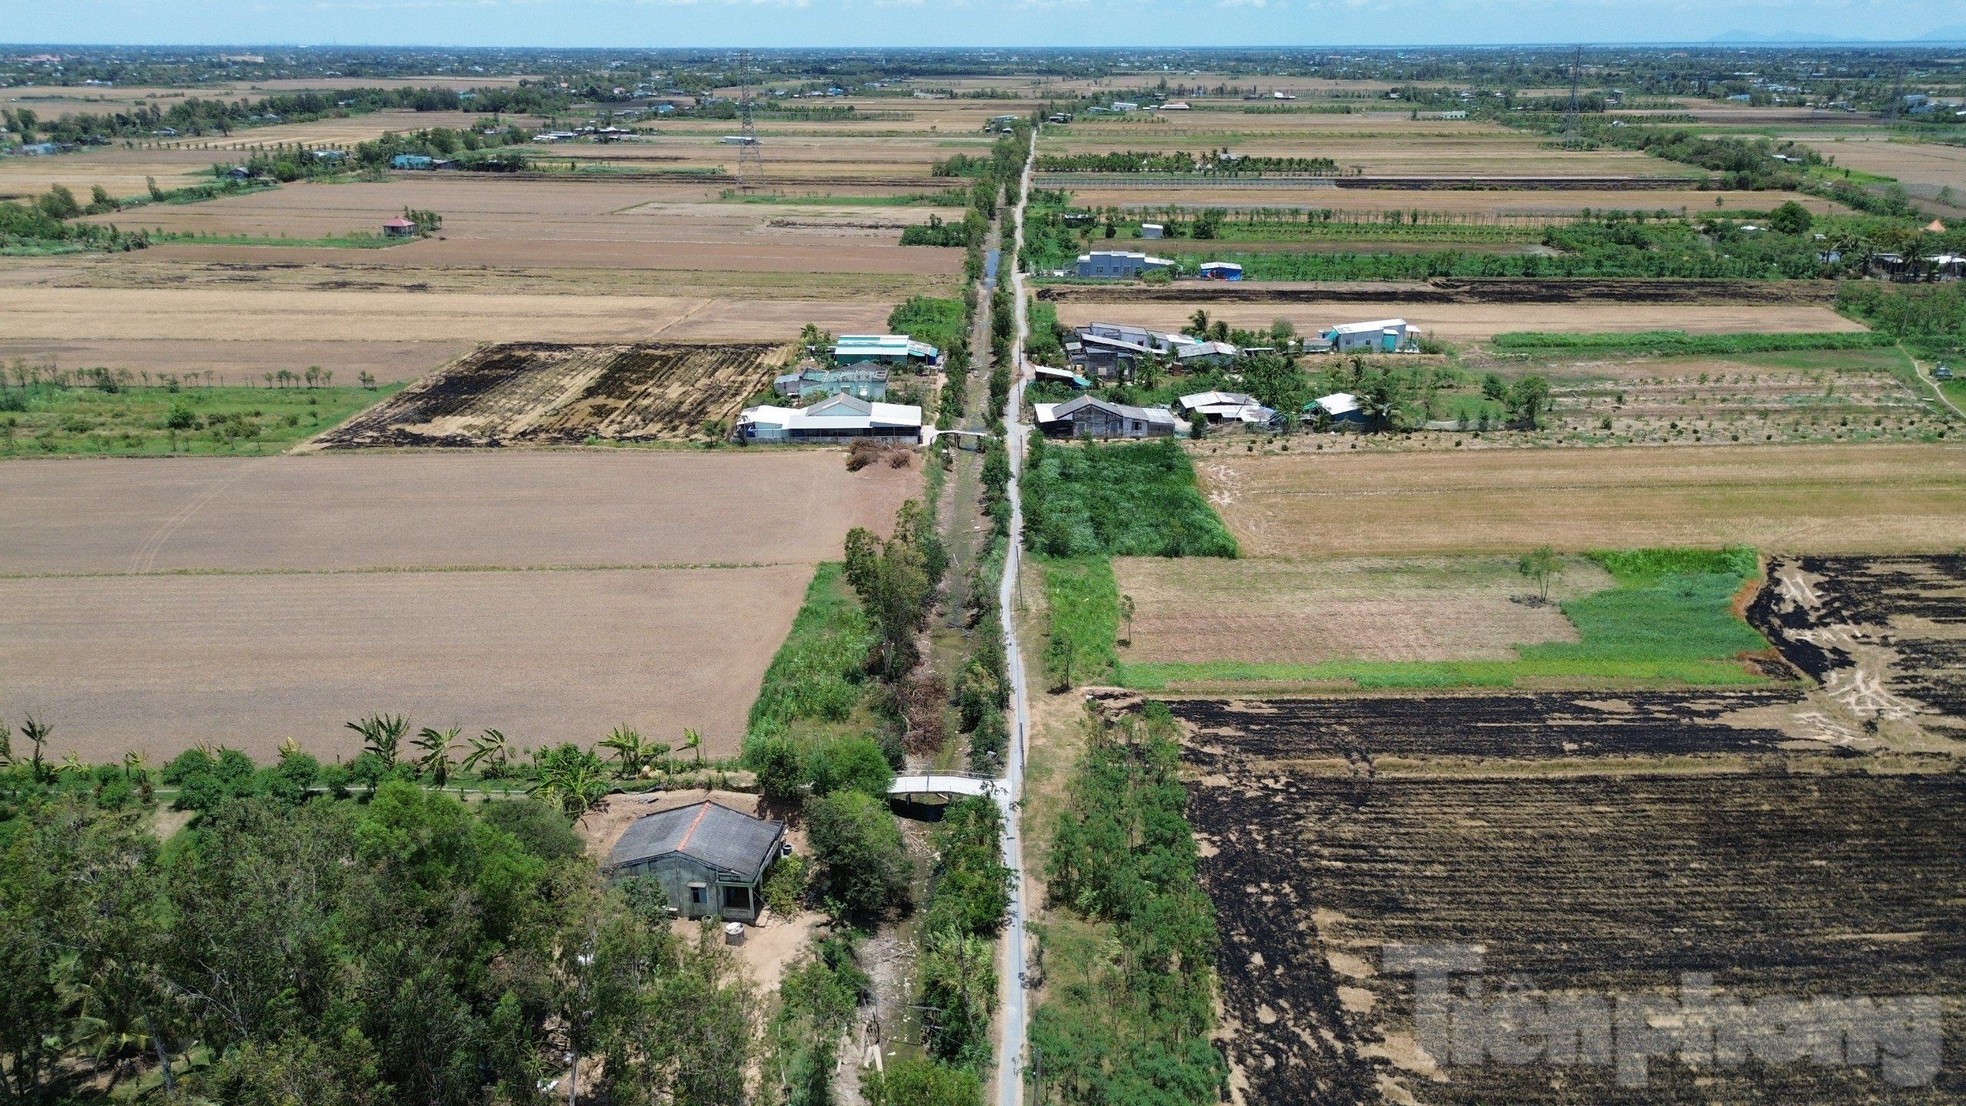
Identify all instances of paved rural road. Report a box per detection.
[995,125,1039,1106]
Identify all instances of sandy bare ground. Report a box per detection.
[1054,301,1863,341]
[0,451,914,576]
[1198,443,1966,557]
[0,337,469,385]
[0,564,805,763]
[1112,555,1610,665]
[0,286,901,344]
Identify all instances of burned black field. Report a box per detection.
[1750,554,1966,735]
[1174,690,1817,770]
[318,341,783,448]
[1174,687,1966,1105]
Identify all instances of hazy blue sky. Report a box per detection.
[4,0,1958,49]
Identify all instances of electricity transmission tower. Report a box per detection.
[1562,46,1585,147]
[735,56,764,191]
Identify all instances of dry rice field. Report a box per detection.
[1066,187,1848,217]
[0,286,895,344]
[1197,442,1966,557]
[0,337,471,387]
[1053,301,1862,341]
[84,177,966,276]
[1040,115,1692,178]
[1112,555,1610,665]
[0,451,915,762]
[0,566,808,767]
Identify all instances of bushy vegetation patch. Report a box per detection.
[745,563,878,743]
[887,295,967,355]
[1023,438,1237,559]
[1032,704,1226,1106]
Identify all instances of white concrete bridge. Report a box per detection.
[887,772,1003,803]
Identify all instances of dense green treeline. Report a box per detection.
[1032,705,1226,1105]
[11,84,570,144]
[0,772,754,1105]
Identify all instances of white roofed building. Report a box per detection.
[737,393,922,444]
[1322,319,1419,353]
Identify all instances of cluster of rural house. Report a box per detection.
[1062,318,1419,379]
[736,334,936,444]
[1031,318,1418,439]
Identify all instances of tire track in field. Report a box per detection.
[126,457,278,575]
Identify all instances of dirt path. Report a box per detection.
[1905,344,1965,419]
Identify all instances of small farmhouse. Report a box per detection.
[1197,261,1244,281]
[381,217,417,238]
[1305,392,1367,426]
[1323,318,1419,353]
[1035,395,1185,439]
[1179,390,1276,425]
[608,801,784,923]
[1073,250,1173,279]
[737,392,923,444]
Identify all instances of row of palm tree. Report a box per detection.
[342,715,709,787]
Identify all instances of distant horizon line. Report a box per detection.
[6,39,1966,51]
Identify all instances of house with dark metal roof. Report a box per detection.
[1033,395,1186,439]
[607,801,785,923]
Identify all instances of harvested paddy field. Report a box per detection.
[0,285,895,384]
[84,178,965,276]
[1112,555,1609,666]
[1784,134,1966,199]
[0,337,467,386]
[0,451,915,762]
[0,451,912,576]
[319,341,786,447]
[1066,187,1846,217]
[1053,300,1859,342]
[0,143,230,199]
[0,565,808,765]
[1198,443,1966,557]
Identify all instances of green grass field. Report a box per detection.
[1039,557,1120,690]
[744,562,878,745]
[1117,548,1777,691]
[0,383,398,457]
